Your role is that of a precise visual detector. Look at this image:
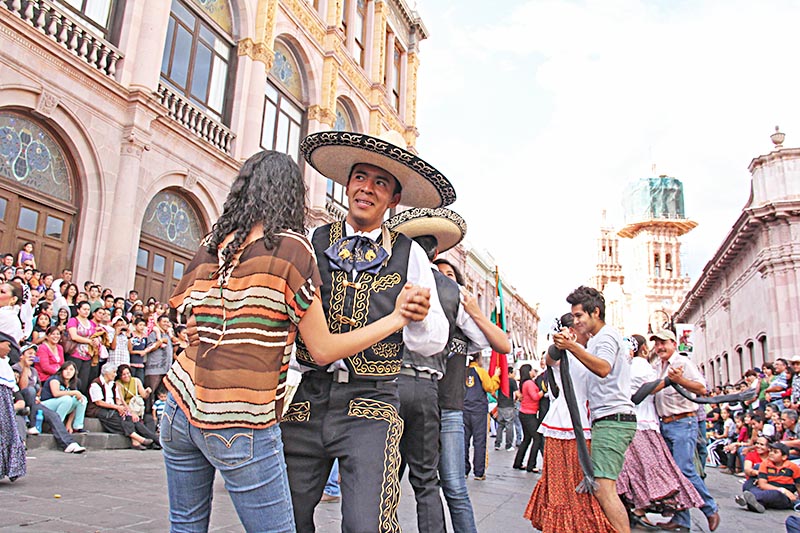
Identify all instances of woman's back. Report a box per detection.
[165,230,321,430]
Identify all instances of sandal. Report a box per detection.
[630,513,659,531]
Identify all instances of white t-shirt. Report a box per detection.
[584,325,635,421]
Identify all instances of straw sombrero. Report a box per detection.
[300,130,456,208]
[385,207,467,253]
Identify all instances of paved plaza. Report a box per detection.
[0,444,794,532]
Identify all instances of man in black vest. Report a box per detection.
[387,207,511,533]
[281,131,453,533]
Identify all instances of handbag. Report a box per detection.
[60,335,79,358]
[128,395,146,418]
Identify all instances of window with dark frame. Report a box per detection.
[392,42,402,112]
[354,0,367,67]
[160,0,232,122]
[260,82,304,162]
[55,0,116,39]
[341,0,349,35]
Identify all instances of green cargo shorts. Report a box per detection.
[590,420,637,480]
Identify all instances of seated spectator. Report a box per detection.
[35,326,65,382]
[780,409,800,460]
[16,242,35,269]
[28,312,51,345]
[736,442,800,512]
[766,359,790,406]
[115,364,151,420]
[86,363,157,450]
[722,412,748,474]
[12,344,41,435]
[752,412,776,439]
[39,361,87,434]
[742,436,771,491]
[54,308,70,334]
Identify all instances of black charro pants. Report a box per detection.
[281,373,404,533]
[397,373,445,533]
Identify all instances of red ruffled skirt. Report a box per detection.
[524,437,615,533]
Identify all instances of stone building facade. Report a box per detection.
[674,129,800,387]
[0,0,427,303]
[440,243,540,360]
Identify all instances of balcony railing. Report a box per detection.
[3,0,123,78]
[325,197,347,222]
[157,83,235,155]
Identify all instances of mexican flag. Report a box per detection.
[489,267,509,397]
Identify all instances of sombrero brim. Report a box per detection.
[301,131,456,208]
[385,207,466,253]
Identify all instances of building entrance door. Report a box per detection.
[134,189,206,307]
[134,236,192,305]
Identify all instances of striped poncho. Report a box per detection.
[165,231,321,430]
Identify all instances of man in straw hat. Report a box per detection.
[386,207,511,533]
[281,130,454,532]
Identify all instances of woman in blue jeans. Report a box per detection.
[160,151,429,533]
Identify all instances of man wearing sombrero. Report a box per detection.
[386,207,511,533]
[281,130,453,532]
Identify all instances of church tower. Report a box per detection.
[591,210,626,331]
[618,176,697,334]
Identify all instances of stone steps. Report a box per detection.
[26,417,136,450]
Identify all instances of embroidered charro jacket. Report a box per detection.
[295,221,412,380]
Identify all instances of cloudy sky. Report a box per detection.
[412,0,800,344]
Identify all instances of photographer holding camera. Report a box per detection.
[552,286,636,533]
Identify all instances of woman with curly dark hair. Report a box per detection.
[160,150,430,532]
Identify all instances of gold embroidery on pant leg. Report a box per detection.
[347,398,404,533]
[282,401,310,423]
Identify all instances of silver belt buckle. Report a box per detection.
[334,368,350,384]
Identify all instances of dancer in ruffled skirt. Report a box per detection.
[617,334,702,528]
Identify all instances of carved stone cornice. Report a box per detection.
[307,105,336,126]
[238,38,274,69]
[283,0,326,46]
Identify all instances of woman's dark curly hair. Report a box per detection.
[206,151,307,266]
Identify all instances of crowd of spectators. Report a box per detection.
[704,356,800,524]
[0,253,188,461]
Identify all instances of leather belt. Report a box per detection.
[592,412,637,425]
[398,367,437,381]
[659,411,696,424]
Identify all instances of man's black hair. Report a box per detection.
[566,285,605,322]
[412,235,438,262]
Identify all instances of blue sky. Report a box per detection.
[412,0,800,345]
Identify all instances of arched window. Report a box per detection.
[325,100,356,216]
[759,335,768,365]
[261,41,305,161]
[160,0,234,122]
[736,346,744,379]
[722,353,729,385]
[0,113,73,203]
[137,189,206,304]
[747,341,756,369]
[0,112,78,274]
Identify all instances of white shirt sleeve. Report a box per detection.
[456,302,490,353]
[88,382,104,404]
[402,241,448,356]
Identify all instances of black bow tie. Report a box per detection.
[323,235,388,275]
